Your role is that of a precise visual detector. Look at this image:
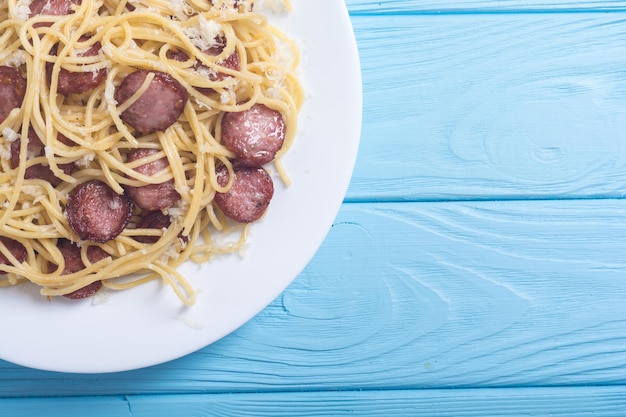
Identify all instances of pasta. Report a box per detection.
[0,0,303,305]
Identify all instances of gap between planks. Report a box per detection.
[348,9,626,17]
[342,195,626,205]
[2,383,625,399]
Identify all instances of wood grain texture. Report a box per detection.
[2,386,626,417]
[346,13,626,201]
[2,201,626,396]
[346,0,626,13]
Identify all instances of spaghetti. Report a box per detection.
[0,0,303,305]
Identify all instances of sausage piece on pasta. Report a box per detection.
[0,237,27,275]
[0,66,26,124]
[221,103,286,167]
[10,129,76,186]
[115,70,188,134]
[125,148,181,211]
[66,180,132,243]
[133,210,172,244]
[168,42,240,95]
[214,164,274,223]
[29,0,81,17]
[47,36,107,96]
[48,239,109,299]
[196,38,241,94]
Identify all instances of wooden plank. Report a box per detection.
[346,13,626,201]
[2,200,626,394]
[2,386,626,417]
[0,396,130,417]
[346,0,626,13]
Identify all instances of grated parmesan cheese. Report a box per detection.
[193,97,212,110]
[75,151,96,168]
[198,142,211,153]
[184,15,222,51]
[168,200,189,221]
[104,78,116,104]
[170,0,192,21]
[3,50,27,67]
[13,0,32,20]
[0,144,11,161]
[2,127,20,143]
[158,243,181,264]
[195,65,218,80]
[91,290,111,305]
[220,88,236,104]
[21,185,43,198]
[26,147,38,160]
[266,86,281,100]
[271,39,296,68]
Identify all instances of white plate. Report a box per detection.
[0,0,362,373]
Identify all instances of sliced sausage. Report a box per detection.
[10,128,42,170]
[0,66,26,124]
[66,180,132,243]
[115,70,188,134]
[166,48,190,63]
[49,239,108,299]
[201,45,240,81]
[214,164,274,223]
[10,129,76,186]
[23,164,73,186]
[134,210,171,243]
[220,103,286,167]
[204,42,240,82]
[125,148,181,211]
[0,237,27,274]
[51,238,108,274]
[194,36,241,95]
[134,210,190,244]
[47,36,107,96]
[29,0,81,17]
[57,132,76,146]
[63,281,102,299]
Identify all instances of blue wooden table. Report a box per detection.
[3,0,626,415]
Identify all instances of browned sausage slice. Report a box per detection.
[214,164,274,223]
[220,103,286,167]
[47,36,107,96]
[204,41,240,82]
[115,70,188,134]
[63,281,102,299]
[134,210,171,243]
[66,180,132,243]
[125,148,181,211]
[0,237,27,274]
[166,48,190,63]
[134,210,190,244]
[0,66,26,124]
[10,128,42,170]
[51,239,108,274]
[10,129,76,186]
[29,0,81,16]
[49,239,108,299]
